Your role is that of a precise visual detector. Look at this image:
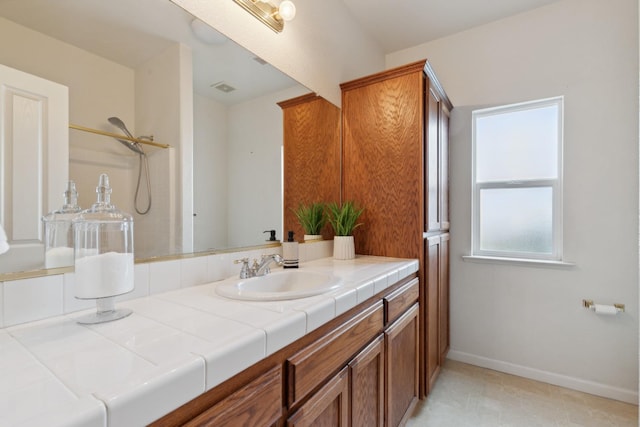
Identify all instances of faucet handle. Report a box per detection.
[234,257,250,279]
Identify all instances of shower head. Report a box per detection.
[108,116,134,139]
[108,116,145,155]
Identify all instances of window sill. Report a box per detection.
[462,255,576,269]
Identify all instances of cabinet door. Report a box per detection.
[440,105,450,231]
[350,335,384,427]
[184,366,282,427]
[287,367,349,427]
[385,304,419,427]
[439,233,450,363]
[341,64,425,259]
[425,84,441,233]
[425,235,441,392]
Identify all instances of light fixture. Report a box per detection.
[233,0,296,33]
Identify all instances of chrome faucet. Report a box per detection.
[234,254,283,279]
[255,253,283,276]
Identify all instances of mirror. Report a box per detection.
[0,0,311,275]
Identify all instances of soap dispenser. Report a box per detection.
[42,180,82,268]
[72,173,134,324]
[282,230,299,268]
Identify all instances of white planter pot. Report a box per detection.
[303,234,323,242]
[333,236,355,260]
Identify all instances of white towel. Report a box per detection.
[0,224,9,254]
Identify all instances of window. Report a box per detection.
[472,97,563,261]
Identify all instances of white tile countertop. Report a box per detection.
[0,255,418,427]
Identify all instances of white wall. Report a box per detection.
[134,44,190,258]
[171,0,385,106]
[387,0,639,402]
[227,85,308,247]
[193,94,228,251]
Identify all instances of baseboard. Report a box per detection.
[446,350,638,405]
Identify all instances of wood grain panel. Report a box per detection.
[279,94,341,240]
[287,367,349,427]
[341,68,424,259]
[426,86,441,232]
[385,303,419,427]
[184,365,282,427]
[439,233,450,364]
[349,335,384,427]
[384,278,419,325]
[287,301,384,406]
[426,235,441,393]
[441,105,450,231]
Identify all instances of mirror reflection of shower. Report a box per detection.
[107,117,152,215]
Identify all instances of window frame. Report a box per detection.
[471,96,564,261]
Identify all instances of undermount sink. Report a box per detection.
[215,270,343,301]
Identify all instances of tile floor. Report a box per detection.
[407,360,638,427]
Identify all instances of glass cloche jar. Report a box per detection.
[42,180,82,268]
[73,173,134,324]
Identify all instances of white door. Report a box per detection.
[0,63,69,273]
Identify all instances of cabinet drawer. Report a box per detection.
[384,278,419,324]
[287,301,384,406]
[184,366,282,427]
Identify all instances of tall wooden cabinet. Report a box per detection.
[340,60,452,397]
[279,94,341,240]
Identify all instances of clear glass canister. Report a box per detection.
[42,180,81,268]
[73,174,134,323]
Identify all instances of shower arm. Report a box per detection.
[69,124,170,149]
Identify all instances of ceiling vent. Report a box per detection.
[211,82,236,93]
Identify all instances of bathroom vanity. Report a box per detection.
[153,273,419,427]
[0,255,419,427]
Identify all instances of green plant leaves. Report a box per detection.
[293,202,327,235]
[327,201,364,236]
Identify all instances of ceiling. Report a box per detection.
[341,0,564,53]
[0,0,564,104]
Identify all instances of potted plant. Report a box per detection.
[327,201,364,260]
[293,202,327,242]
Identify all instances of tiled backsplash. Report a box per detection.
[0,240,333,328]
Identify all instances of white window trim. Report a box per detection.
[471,96,564,262]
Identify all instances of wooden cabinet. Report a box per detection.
[279,94,341,240]
[287,302,384,406]
[439,233,450,363]
[426,235,441,392]
[151,271,419,427]
[385,304,419,427]
[426,233,450,392]
[341,64,424,259]
[440,104,450,232]
[426,84,441,233]
[341,60,452,397]
[426,80,451,233]
[182,366,282,427]
[287,367,350,427]
[350,335,384,427]
[288,279,418,427]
